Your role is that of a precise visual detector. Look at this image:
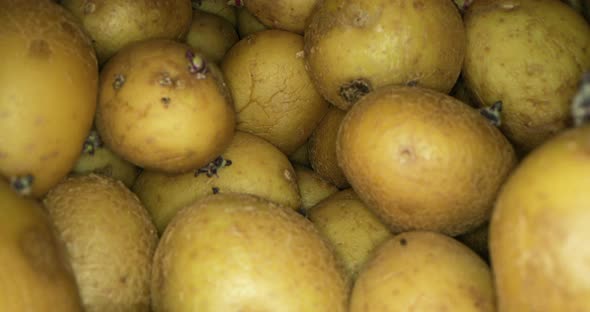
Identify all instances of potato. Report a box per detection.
[0,0,98,197]
[309,105,349,188]
[463,0,590,152]
[71,130,140,188]
[185,10,239,63]
[221,29,329,154]
[152,193,349,312]
[191,0,237,26]
[350,231,495,311]
[490,125,590,311]
[43,174,158,312]
[236,7,268,38]
[0,178,83,312]
[132,131,301,234]
[243,0,318,34]
[304,0,465,110]
[96,39,235,173]
[294,165,338,214]
[337,86,517,236]
[307,188,391,279]
[61,0,192,64]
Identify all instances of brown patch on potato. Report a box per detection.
[340,78,373,105]
[28,39,52,59]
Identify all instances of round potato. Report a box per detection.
[43,174,158,312]
[132,131,301,234]
[350,231,495,311]
[337,86,517,236]
[0,0,98,197]
[307,188,391,279]
[309,105,349,188]
[243,0,318,34]
[152,193,349,312]
[236,7,268,38]
[192,0,237,26]
[96,39,235,173]
[490,125,590,311]
[0,179,83,312]
[185,10,239,63]
[61,0,192,64]
[304,0,465,110]
[294,165,338,214]
[463,0,590,152]
[221,29,329,155]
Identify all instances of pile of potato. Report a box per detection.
[1,0,589,311]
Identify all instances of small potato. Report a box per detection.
[185,10,239,63]
[307,189,391,279]
[350,231,495,312]
[62,0,192,64]
[222,29,329,155]
[236,7,268,38]
[243,0,318,34]
[294,165,338,214]
[192,0,237,26]
[132,131,301,234]
[96,39,235,173]
[0,0,98,198]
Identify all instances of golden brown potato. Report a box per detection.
[0,0,98,198]
[185,10,239,63]
[337,86,517,236]
[463,0,590,152]
[350,231,495,311]
[221,29,329,155]
[132,131,301,234]
[243,0,318,34]
[152,193,349,312]
[96,39,235,173]
[304,0,465,110]
[490,125,590,311]
[0,178,83,312]
[43,174,158,312]
[62,0,192,64]
[294,165,338,214]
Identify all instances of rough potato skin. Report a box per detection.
[62,0,192,64]
[304,0,465,110]
[152,193,349,312]
[0,0,98,197]
[337,86,517,236]
[244,0,318,34]
[490,125,590,312]
[463,0,590,152]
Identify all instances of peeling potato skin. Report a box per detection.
[463,0,590,152]
[304,0,465,110]
[62,0,193,64]
[0,0,98,197]
[0,179,83,312]
[244,0,319,34]
[96,39,236,173]
[221,29,329,155]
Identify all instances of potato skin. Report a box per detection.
[0,0,98,197]
[96,39,235,173]
[304,0,465,110]
[244,0,318,34]
[490,125,590,312]
[185,10,239,63]
[0,179,83,312]
[463,0,590,152]
[62,0,192,64]
[294,164,338,213]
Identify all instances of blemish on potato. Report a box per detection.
[283,169,294,182]
[498,2,520,10]
[161,97,171,107]
[399,238,407,246]
[28,39,52,59]
[83,2,96,14]
[296,50,305,59]
[159,73,173,86]
[339,78,372,105]
[113,74,126,90]
[212,186,220,194]
[10,174,34,196]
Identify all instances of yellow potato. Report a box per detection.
[307,188,391,279]
[185,10,239,63]
[236,7,268,38]
[0,0,98,197]
[192,0,237,26]
[0,179,83,312]
[350,231,495,311]
[221,29,329,155]
[294,165,338,214]
[243,0,318,34]
[62,0,192,64]
[96,39,235,173]
[132,131,301,234]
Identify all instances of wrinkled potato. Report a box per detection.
[243,0,318,34]
[0,0,98,197]
[185,10,239,63]
[132,131,301,234]
[304,0,465,110]
[62,0,192,64]
[221,29,329,155]
[294,165,338,214]
[463,0,590,152]
[96,39,235,173]
[236,7,268,38]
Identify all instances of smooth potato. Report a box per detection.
[185,10,239,63]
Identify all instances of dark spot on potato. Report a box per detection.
[119,275,127,285]
[400,238,407,246]
[10,174,34,196]
[406,80,419,87]
[84,1,96,14]
[28,40,52,59]
[412,0,424,9]
[161,97,171,107]
[20,225,63,280]
[340,78,372,105]
[40,150,60,161]
[212,186,220,194]
[113,74,125,90]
